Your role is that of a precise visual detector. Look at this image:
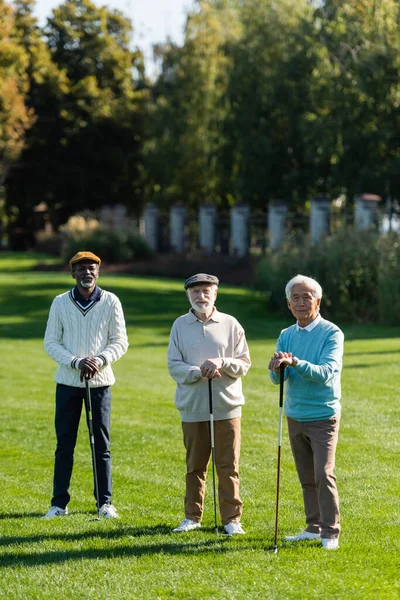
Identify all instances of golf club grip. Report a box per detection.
[208,379,215,447]
[279,363,285,408]
[85,380,93,429]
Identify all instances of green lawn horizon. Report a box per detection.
[0,254,399,599]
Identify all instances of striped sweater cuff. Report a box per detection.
[96,354,107,367]
[71,357,82,370]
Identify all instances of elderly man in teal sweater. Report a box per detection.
[269,274,344,550]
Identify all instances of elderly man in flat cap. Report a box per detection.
[168,273,251,535]
[43,251,128,519]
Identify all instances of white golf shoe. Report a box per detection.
[285,530,321,542]
[322,537,339,550]
[224,521,246,536]
[172,519,201,533]
[99,503,119,519]
[42,506,68,519]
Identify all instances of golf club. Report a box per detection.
[270,363,285,553]
[208,378,219,536]
[84,378,101,521]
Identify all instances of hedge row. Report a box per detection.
[254,230,400,325]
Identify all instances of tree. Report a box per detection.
[224,0,317,207]
[6,0,145,244]
[306,0,400,201]
[0,0,34,238]
[146,0,241,209]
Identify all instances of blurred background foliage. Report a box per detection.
[3,0,400,323]
[2,0,400,235]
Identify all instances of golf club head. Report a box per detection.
[269,545,278,554]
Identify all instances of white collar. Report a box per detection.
[296,313,321,332]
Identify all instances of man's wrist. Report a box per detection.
[71,357,83,370]
[291,357,299,368]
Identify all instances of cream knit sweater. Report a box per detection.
[44,289,128,388]
[168,309,251,422]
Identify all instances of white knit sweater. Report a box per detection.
[44,289,128,387]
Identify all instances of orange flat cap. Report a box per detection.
[69,251,101,268]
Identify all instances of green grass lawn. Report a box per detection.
[0,254,399,599]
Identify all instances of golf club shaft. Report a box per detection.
[208,378,218,534]
[85,379,100,517]
[273,364,285,549]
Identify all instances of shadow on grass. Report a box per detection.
[0,278,285,342]
[0,512,44,520]
[0,526,251,567]
[0,523,237,546]
[2,275,400,342]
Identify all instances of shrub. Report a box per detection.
[59,214,100,237]
[378,234,400,325]
[62,228,154,264]
[255,229,394,323]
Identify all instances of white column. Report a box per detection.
[310,195,331,243]
[230,204,250,257]
[199,204,217,255]
[169,204,186,253]
[99,204,127,230]
[354,193,382,231]
[143,203,159,252]
[113,204,127,230]
[268,201,288,250]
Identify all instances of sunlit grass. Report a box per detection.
[0,259,399,599]
[0,251,62,272]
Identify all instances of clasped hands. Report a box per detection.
[200,357,223,379]
[78,357,100,381]
[268,351,294,373]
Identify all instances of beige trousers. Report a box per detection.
[287,415,341,539]
[182,418,242,525]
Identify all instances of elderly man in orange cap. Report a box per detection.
[43,251,128,519]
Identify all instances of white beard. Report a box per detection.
[188,295,215,315]
[80,279,94,289]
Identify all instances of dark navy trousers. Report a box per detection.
[52,384,112,509]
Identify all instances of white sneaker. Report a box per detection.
[99,503,119,519]
[224,521,246,536]
[42,506,68,519]
[285,530,321,542]
[172,519,201,533]
[322,537,339,550]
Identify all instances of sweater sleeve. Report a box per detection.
[220,327,251,379]
[97,298,129,366]
[167,324,202,385]
[291,329,344,383]
[44,297,79,367]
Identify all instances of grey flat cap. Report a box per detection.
[184,273,219,290]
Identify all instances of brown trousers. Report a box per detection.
[182,418,242,525]
[287,415,341,539]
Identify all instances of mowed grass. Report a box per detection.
[0,255,399,599]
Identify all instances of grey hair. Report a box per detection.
[285,274,323,300]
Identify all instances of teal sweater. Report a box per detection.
[270,318,344,422]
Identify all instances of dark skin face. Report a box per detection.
[71,259,100,380]
[71,260,100,299]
